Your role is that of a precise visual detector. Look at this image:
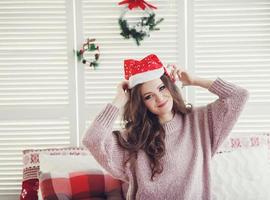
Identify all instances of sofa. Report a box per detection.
[20,133,270,200]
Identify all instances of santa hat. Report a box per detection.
[124,54,169,88]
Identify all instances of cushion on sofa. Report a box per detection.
[212,133,270,200]
[39,170,123,200]
[20,147,125,200]
[38,150,124,200]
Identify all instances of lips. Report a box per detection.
[158,100,168,108]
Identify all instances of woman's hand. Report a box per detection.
[168,65,195,87]
[112,80,129,108]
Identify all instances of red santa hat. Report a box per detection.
[124,54,169,88]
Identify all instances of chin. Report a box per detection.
[158,103,173,114]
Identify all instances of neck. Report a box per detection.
[159,112,174,124]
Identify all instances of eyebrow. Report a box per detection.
[143,83,164,96]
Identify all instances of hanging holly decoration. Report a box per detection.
[118,0,164,46]
[76,38,100,68]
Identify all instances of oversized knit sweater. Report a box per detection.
[82,77,249,200]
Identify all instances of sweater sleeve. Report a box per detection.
[206,77,250,157]
[82,103,129,182]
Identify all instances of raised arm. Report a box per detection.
[170,67,249,157]
[197,77,250,156]
[82,80,130,182]
[82,103,128,182]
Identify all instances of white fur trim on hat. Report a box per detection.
[128,67,164,88]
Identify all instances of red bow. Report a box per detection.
[118,0,157,10]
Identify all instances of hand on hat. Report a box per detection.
[112,80,129,108]
[168,65,194,88]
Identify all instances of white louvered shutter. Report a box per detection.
[76,0,186,137]
[189,0,270,134]
[0,0,76,199]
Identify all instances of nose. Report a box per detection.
[155,93,164,103]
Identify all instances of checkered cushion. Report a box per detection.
[40,170,123,200]
[20,148,89,200]
[20,147,126,200]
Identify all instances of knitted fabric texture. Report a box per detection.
[82,77,249,200]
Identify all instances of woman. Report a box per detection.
[82,54,249,200]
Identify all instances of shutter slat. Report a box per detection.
[81,0,180,105]
[0,0,75,197]
[193,0,270,136]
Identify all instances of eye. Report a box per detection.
[144,94,152,101]
[159,85,166,91]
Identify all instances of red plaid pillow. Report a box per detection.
[40,170,124,200]
[20,147,125,200]
[20,148,87,200]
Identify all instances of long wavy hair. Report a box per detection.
[113,73,193,181]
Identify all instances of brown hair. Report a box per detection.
[113,74,193,180]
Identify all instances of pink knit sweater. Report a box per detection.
[82,77,249,200]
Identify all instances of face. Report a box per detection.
[140,78,174,121]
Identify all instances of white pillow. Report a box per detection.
[211,145,270,200]
[39,152,104,175]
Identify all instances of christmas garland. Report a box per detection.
[76,38,100,68]
[118,0,164,46]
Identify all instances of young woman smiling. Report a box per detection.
[82,54,249,200]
